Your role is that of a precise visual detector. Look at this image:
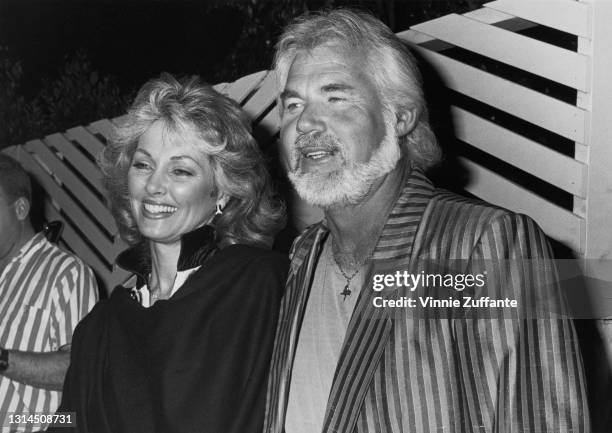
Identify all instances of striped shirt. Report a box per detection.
[0,233,98,433]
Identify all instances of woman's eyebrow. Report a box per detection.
[170,155,204,168]
[133,148,151,157]
[170,155,197,162]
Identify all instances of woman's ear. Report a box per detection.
[395,106,419,138]
[216,194,230,210]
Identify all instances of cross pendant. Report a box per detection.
[341,284,352,301]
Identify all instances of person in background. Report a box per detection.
[0,154,98,433]
[264,9,589,433]
[54,74,288,433]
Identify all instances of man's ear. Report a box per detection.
[395,106,419,138]
[14,197,30,221]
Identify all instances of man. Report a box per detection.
[264,9,589,433]
[0,154,98,432]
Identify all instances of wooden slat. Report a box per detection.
[413,14,588,91]
[111,115,128,127]
[45,133,104,194]
[225,70,268,104]
[65,126,105,162]
[485,0,590,38]
[213,82,229,93]
[88,118,116,141]
[397,28,451,48]
[111,233,128,260]
[253,106,280,144]
[460,157,583,252]
[580,0,612,276]
[91,115,127,138]
[463,6,518,26]
[1,145,20,160]
[45,201,114,293]
[23,139,116,234]
[401,8,537,51]
[399,35,586,143]
[452,106,587,197]
[242,71,278,120]
[108,268,133,293]
[17,149,116,264]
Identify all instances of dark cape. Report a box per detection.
[52,226,288,433]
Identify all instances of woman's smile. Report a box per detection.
[142,201,178,218]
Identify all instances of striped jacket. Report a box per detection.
[264,170,589,433]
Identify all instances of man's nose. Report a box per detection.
[145,170,167,196]
[296,103,325,135]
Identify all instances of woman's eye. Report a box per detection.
[132,161,150,170]
[172,168,193,177]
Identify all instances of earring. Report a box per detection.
[215,203,223,215]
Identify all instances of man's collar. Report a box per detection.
[371,167,434,261]
[12,232,45,261]
[115,225,217,282]
[310,167,434,261]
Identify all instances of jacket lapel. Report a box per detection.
[322,169,435,433]
[264,224,329,433]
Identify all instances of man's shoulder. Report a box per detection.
[427,188,521,227]
[424,187,546,248]
[430,188,505,213]
[35,236,93,273]
[23,237,97,299]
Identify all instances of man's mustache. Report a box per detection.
[294,133,341,152]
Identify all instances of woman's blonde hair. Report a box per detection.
[99,74,285,247]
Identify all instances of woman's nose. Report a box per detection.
[145,170,167,196]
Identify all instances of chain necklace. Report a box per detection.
[336,264,360,300]
[330,241,371,301]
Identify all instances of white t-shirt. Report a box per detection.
[285,238,366,433]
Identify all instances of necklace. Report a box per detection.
[329,241,370,301]
[335,263,360,301]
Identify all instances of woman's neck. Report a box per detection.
[148,241,181,299]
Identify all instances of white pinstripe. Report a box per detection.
[0,234,98,432]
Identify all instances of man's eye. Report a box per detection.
[284,101,302,112]
[328,96,344,103]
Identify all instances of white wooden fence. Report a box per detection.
[401,0,612,318]
[2,1,611,317]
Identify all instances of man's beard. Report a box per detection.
[287,112,401,209]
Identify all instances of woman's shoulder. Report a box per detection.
[182,244,286,304]
[215,243,289,271]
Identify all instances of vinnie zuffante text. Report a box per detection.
[371,271,518,309]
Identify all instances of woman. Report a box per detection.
[54,74,288,433]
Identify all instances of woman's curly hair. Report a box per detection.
[99,73,286,247]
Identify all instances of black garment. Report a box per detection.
[53,226,288,433]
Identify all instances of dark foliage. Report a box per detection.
[1,0,484,148]
[1,49,130,149]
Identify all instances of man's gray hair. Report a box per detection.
[274,8,442,170]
